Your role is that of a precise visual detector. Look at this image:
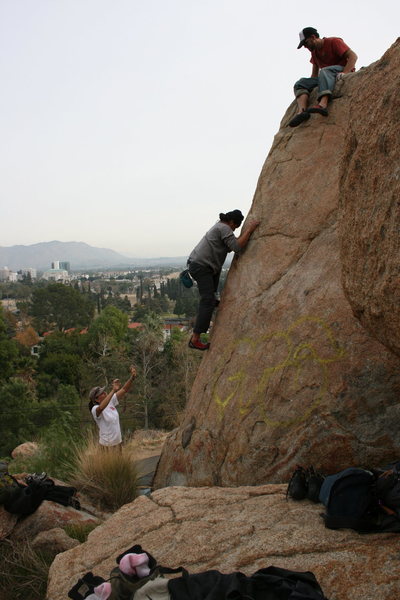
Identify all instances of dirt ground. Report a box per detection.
[126,430,168,462]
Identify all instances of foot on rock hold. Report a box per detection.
[188,338,210,351]
[307,104,329,116]
[288,111,310,127]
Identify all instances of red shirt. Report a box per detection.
[310,37,350,69]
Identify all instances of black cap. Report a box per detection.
[297,27,319,49]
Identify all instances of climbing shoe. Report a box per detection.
[307,104,328,116]
[288,111,310,127]
[188,338,210,351]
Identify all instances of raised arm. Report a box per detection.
[95,382,119,417]
[115,365,137,400]
[236,220,260,249]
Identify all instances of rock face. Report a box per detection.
[47,486,400,600]
[154,40,400,489]
[339,42,400,356]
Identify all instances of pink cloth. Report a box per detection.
[119,552,150,578]
[86,582,112,600]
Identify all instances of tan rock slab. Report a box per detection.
[47,486,400,600]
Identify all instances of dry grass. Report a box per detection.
[0,539,52,600]
[129,428,168,446]
[70,435,139,511]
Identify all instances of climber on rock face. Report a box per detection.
[289,27,358,127]
[187,210,260,351]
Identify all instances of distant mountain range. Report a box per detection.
[0,241,187,271]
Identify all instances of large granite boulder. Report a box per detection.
[154,40,400,489]
[47,485,400,600]
[339,40,400,356]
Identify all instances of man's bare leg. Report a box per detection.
[295,93,309,114]
[318,94,329,109]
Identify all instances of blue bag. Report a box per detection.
[179,269,193,288]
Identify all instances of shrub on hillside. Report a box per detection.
[9,414,85,481]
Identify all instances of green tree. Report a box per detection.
[0,281,32,300]
[0,306,20,382]
[130,313,164,428]
[33,330,88,398]
[29,283,95,332]
[0,378,39,455]
[87,305,128,356]
[38,329,87,358]
[174,289,198,317]
[103,292,132,313]
[36,353,82,396]
[133,295,169,319]
[154,328,202,428]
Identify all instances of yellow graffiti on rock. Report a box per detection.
[212,316,346,427]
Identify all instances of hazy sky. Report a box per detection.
[1,1,398,257]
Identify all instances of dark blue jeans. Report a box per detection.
[189,262,220,334]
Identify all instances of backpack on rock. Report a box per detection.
[374,462,400,517]
[320,467,400,533]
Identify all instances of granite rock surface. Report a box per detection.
[154,40,400,489]
[339,40,400,356]
[47,485,400,600]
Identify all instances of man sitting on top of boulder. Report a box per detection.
[289,27,358,127]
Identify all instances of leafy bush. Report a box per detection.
[70,436,138,510]
[0,539,52,600]
[0,379,39,455]
[9,426,82,482]
[9,391,86,481]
